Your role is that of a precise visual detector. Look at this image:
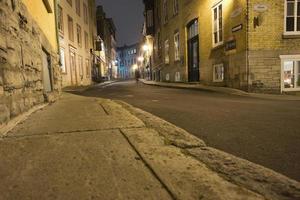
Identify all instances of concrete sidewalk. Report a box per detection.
[140,79,300,101]
[0,93,299,200]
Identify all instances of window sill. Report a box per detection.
[282,34,300,39]
[212,43,224,50]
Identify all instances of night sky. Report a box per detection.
[96,0,144,47]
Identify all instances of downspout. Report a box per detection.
[53,0,62,90]
[246,0,250,92]
[54,0,61,65]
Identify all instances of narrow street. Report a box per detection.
[77,80,300,181]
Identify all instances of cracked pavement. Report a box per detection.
[0,93,299,200]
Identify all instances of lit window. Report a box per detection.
[164,39,169,64]
[86,59,90,78]
[173,0,179,15]
[285,0,300,34]
[213,64,224,82]
[174,32,180,61]
[281,55,300,91]
[59,48,66,73]
[212,2,223,46]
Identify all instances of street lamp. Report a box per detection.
[142,44,150,52]
[138,56,144,62]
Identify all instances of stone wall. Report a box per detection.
[248,0,300,93]
[0,0,62,126]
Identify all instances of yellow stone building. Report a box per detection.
[143,0,300,93]
[0,0,61,125]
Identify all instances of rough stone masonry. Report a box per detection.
[0,0,61,126]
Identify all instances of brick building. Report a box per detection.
[57,0,97,87]
[0,0,61,126]
[143,0,300,93]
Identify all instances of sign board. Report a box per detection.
[231,7,242,18]
[232,24,243,33]
[254,4,268,12]
[225,39,237,51]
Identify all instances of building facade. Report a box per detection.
[117,44,140,79]
[95,6,117,81]
[0,0,61,125]
[143,0,300,93]
[57,0,97,87]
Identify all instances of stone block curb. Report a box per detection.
[140,79,300,101]
[116,100,300,200]
[0,103,48,138]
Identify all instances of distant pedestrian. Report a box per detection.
[135,69,141,84]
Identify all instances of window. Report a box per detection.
[285,0,300,34]
[164,39,169,64]
[83,3,88,24]
[86,59,90,78]
[173,0,179,15]
[212,2,223,46]
[77,24,82,47]
[78,56,83,77]
[188,19,198,39]
[174,32,180,61]
[67,0,72,7]
[68,16,74,41]
[84,31,89,49]
[213,64,224,82]
[75,0,80,16]
[281,55,300,91]
[147,10,153,27]
[58,5,63,34]
[163,0,168,24]
[59,47,66,73]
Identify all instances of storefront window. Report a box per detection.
[283,59,300,90]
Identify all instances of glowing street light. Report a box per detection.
[132,64,138,70]
[142,44,150,52]
[138,56,144,62]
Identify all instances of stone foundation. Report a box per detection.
[0,0,61,125]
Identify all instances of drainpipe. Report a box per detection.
[246,0,250,92]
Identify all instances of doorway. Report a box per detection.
[42,49,52,92]
[187,19,199,82]
[69,47,77,85]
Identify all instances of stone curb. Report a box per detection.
[115,100,300,200]
[140,80,300,101]
[0,103,48,138]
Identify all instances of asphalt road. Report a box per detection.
[79,80,300,181]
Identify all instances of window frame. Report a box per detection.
[173,0,179,16]
[212,1,224,47]
[213,63,224,82]
[83,3,88,24]
[77,24,82,47]
[174,32,180,61]
[67,0,72,7]
[280,55,300,92]
[164,39,170,64]
[284,0,300,35]
[68,15,74,42]
[59,47,67,74]
[163,0,168,24]
[58,5,64,34]
[75,0,81,16]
